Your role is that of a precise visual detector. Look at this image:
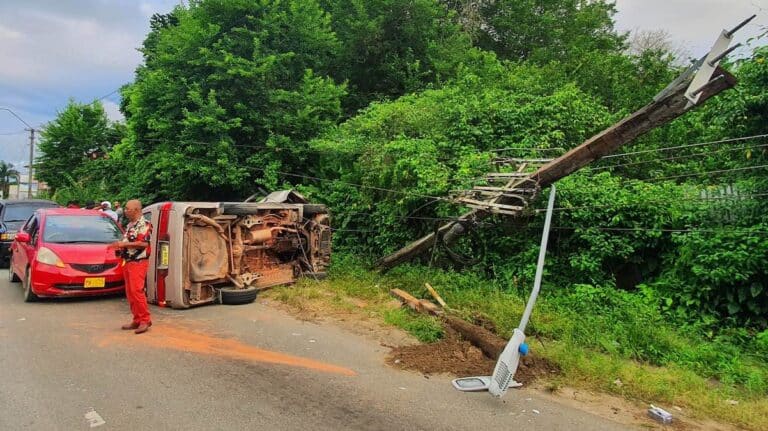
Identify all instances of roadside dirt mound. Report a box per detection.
[386,328,559,384]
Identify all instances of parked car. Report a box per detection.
[0,199,59,267]
[8,208,125,301]
[143,190,331,309]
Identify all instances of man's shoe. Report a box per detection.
[134,322,152,334]
[121,322,139,330]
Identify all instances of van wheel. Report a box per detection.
[221,203,266,216]
[8,266,20,283]
[219,286,258,305]
[23,268,39,302]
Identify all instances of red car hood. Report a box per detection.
[43,243,120,264]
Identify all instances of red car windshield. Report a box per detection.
[43,215,122,244]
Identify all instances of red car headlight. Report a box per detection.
[37,247,66,268]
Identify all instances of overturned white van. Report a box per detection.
[142,191,331,309]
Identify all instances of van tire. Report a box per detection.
[302,204,327,217]
[221,203,268,216]
[219,286,258,305]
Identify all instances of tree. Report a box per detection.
[323,0,473,112]
[36,100,122,196]
[443,0,625,63]
[0,161,20,199]
[627,29,691,64]
[118,0,346,201]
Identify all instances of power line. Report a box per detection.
[481,134,768,160]
[161,153,459,204]
[533,192,768,213]
[648,164,768,181]
[0,129,27,136]
[92,88,121,102]
[587,142,768,172]
[602,133,768,159]
[543,226,768,235]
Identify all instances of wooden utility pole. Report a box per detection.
[376,66,737,271]
[26,128,35,198]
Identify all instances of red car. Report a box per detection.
[8,208,125,301]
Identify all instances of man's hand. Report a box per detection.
[108,241,124,249]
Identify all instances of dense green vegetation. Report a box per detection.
[35,0,767,421]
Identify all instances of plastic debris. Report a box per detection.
[648,405,673,424]
[532,409,540,415]
[84,409,106,428]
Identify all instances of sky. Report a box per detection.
[1,0,766,173]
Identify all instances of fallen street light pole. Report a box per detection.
[451,185,557,396]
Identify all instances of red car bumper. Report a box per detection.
[30,262,125,298]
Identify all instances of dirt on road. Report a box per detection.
[385,327,560,384]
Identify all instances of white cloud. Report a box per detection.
[614,0,767,57]
[0,10,143,86]
[0,24,22,40]
[102,100,124,123]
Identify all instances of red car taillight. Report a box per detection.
[156,202,172,307]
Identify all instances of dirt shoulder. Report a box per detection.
[260,285,741,431]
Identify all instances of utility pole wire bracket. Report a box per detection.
[684,15,755,106]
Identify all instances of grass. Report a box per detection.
[264,255,768,430]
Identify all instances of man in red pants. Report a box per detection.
[110,199,153,334]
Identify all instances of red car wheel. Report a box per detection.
[22,268,39,302]
[8,266,20,283]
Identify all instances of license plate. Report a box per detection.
[160,243,169,267]
[84,277,106,288]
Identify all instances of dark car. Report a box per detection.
[0,199,60,267]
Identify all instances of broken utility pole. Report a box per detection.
[375,16,754,272]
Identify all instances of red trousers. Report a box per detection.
[124,260,151,325]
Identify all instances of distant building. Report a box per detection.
[7,173,45,199]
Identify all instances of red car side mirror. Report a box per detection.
[15,232,30,243]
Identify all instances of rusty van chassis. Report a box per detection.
[145,191,331,308]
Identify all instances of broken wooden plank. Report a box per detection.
[471,186,538,193]
[424,283,447,308]
[390,288,442,315]
[390,288,507,359]
[455,198,524,212]
[486,172,532,179]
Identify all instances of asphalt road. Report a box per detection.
[0,269,633,430]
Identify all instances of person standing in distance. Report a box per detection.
[109,199,153,334]
[100,201,118,222]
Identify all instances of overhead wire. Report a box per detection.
[0,129,27,136]
[155,153,768,238]
[647,164,768,181]
[586,142,768,172]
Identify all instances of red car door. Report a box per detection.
[11,214,39,277]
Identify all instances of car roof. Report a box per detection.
[38,208,109,216]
